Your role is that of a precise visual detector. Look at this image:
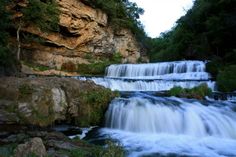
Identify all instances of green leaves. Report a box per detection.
[217,65,236,92]
[22,0,60,32]
[82,0,146,42]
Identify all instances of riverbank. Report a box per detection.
[0,77,122,157]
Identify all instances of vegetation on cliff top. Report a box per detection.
[82,0,147,44]
[0,0,59,75]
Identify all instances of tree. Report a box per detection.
[0,0,11,65]
[12,0,60,61]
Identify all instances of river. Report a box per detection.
[77,60,236,157]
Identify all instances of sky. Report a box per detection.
[129,0,194,38]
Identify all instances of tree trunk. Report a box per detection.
[17,24,22,61]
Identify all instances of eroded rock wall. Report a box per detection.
[21,0,142,73]
[0,77,117,127]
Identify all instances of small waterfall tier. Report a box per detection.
[105,96,236,138]
[106,60,211,80]
[75,60,216,92]
[77,77,216,91]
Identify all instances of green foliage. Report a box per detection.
[168,86,183,96]
[77,53,122,75]
[82,0,147,44]
[206,57,224,78]
[22,0,60,32]
[76,88,119,126]
[0,144,17,157]
[217,65,236,92]
[68,149,89,157]
[59,139,124,157]
[102,141,125,157]
[77,62,108,75]
[0,1,15,67]
[22,61,51,71]
[168,84,212,100]
[148,0,236,64]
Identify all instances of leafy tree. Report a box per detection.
[0,1,12,66]
[81,0,146,43]
[12,0,60,61]
[148,0,236,64]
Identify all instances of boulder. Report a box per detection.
[14,137,46,157]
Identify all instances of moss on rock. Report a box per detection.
[0,77,118,127]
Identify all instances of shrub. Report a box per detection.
[22,0,60,32]
[168,86,184,97]
[217,65,236,92]
[206,58,223,79]
[77,53,122,75]
[168,84,212,100]
[76,88,119,126]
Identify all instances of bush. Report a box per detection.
[168,84,212,100]
[206,58,224,79]
[168,86,184,97]
[77,53,122,75]
[22,0,60,32]
[77,62,109,75]
[217,65,236,92]
[76,88,119,126]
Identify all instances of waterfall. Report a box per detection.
[76,61,216,92]
[80,60,236,157]
[79,77,216,91]
[105,96,236,139]
[106,60,210,80]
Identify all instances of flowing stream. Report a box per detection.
[77,61,236,157]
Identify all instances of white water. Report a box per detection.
[76,61,216,92]
[106,61,210,80]
[105,97,236,138]
[101,96,236,157]
[79,60,236,156]
[78,77,216,91]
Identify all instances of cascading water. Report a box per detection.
[78,60,236,157]
[105,96,236,138]
[76,61,216,91]
[100,94,236,157]
[78,77,216,91]
[106,60,210,80]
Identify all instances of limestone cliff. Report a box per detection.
[20,0,143,75]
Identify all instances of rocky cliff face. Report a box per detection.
[21,0,143,74]
[0,77,117,127]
